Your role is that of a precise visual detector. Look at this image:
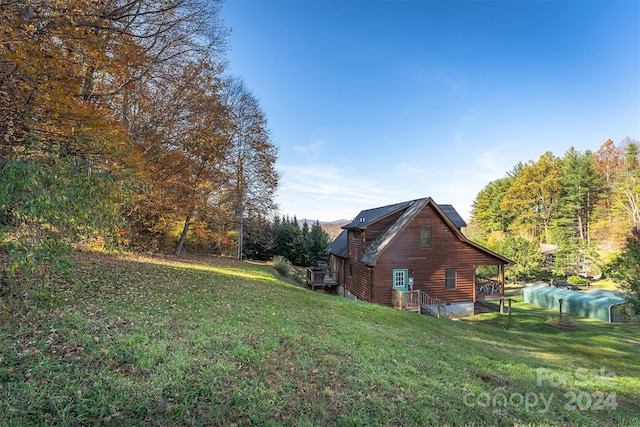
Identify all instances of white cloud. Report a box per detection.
[276,163,392,220]
[292,139,327,160]
[276,142,529,222]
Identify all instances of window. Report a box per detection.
[392,269,408,290]
[420,227,432,248]
[394,270,405,287]
[445,268,457,289]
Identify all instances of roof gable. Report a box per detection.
[326,197,512,266]
[355,198,511,266]
[359,198,429,265]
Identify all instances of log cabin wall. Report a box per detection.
[344,211,404,302]
[345,229,371,301]
[373,204,504,306]
[329,254,345,286]
[364,214,399,248]
[338,257,345,287]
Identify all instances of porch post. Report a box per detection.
[472,265,477,303]
[500,265,506,314]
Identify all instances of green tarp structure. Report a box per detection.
[521,285,629,323]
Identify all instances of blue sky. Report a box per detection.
[221,0,640,222]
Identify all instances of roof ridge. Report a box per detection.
[343,198,428,230]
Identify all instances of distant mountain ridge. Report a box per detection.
[296,219,350,240]
[296,219,349,227]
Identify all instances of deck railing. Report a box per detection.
[306,267,326,285]
[392,289,446,318]
[419,292,446,318]
[306,267,337,291]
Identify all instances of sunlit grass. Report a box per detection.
[127,254,282,283]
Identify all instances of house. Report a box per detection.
[325,197,512,316]
[540,243,561,268]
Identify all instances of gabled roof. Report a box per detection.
[342,200,413,230]
[325,229,348,257]
[343,198,467,230]
[341,197,512,266]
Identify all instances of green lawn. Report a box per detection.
[1,253,638,426]
[589,278,622,292]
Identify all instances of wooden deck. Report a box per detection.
[306,267,338,291]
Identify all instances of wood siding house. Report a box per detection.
[325,198,512,316]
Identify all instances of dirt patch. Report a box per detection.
[474,302,500,314]
[546,320,578,331]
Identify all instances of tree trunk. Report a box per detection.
[237,216,243,261]
[236,204,243,261]
[577,212,584,241]
[175,213,192,256]
[176,160,207,256]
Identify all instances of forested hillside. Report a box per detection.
[468,138,639,280]
[1,1,279,274]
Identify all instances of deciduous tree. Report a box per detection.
[614,141,640,230]
[500,152,562,243]
[612,227,640,313]
[470,176,515,238]
[218,77,279,260]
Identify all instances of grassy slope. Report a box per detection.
[0,253,638,426]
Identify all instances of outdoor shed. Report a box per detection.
[521,285,629,323]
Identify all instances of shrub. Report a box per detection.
[0,158,126,280]
[567,275,589,285]
[272,255,291,277]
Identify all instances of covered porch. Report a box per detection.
[474,264,505,301]
[474,264,506,313]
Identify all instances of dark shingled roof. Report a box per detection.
[342,200,412,230]
[439,204,467,228]
[325,229,347,257]
[342,198,466,230]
